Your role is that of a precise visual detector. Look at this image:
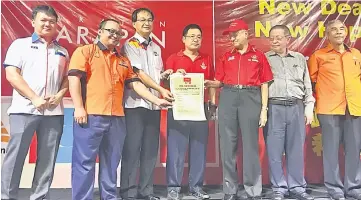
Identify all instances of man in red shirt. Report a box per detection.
[208,19,273,200]
[164,24,216,200]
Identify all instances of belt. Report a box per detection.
[268,98,302,106]
[223,84,260,90]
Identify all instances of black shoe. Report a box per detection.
[167,190,180,200]
[291,192,314,200]
[137,194,160,200]
[190,188,210,199]
[272,192,284,200]
[346,193,361,200]
[223,194,238,200]
[330,193,345,200]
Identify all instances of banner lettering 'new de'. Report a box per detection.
[1,0,360,188]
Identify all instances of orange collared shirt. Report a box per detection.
[68,42,139,116]
[308,44,361,116]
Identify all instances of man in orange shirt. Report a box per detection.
[308,19,361,200]
[68,19,171,200]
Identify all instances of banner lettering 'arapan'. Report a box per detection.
[1,0,360,188]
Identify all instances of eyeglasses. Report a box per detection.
[102,28,122,37]
[137,18,154,24]
[185,35,202,40]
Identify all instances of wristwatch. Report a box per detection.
[208,101,217,109]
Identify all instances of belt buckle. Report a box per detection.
[285,100,294,106]
[236,85,243,89]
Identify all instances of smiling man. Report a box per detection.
[119,8,173,200]
[165,24,216,200]
[68,18,171,200]
[1,5,69,200]
[207,19,273,200]
[308,19,361,200]
[265,25,314,200]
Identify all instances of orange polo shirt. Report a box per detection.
[308,44,361,116]
[68,42,139,116]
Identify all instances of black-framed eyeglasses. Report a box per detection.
[137,18,154,24]
[102,28,122,37]
[185,35,202,40]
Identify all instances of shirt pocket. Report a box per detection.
[153,51,163,71]
[116,59,130,82]
[55,54,67,69]
[47,54,67,81]
[291,64,304,80]
[151,50,163,83]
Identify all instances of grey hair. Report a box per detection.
[325,19,346,33]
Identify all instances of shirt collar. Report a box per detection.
[134,32,152,46]
[325,43,351,53]
[176,49,203,58]
[268,50,295,57]
[31,32,59,46]
[96,41,120,57]
[230,44,256,54]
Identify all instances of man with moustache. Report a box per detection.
[1,5,69,200]
[308,19,361,200]
[164,24,216,200]
[265,25,314,200]
[206,19,273,200]
[68,18,171,200]
[119,8,174,200]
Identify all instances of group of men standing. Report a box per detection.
[1,4,361,200]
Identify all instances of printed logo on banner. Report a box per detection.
[311,111,322,156]
[56,108,74,163]
[1,121,9,155]
[312,133,323,157]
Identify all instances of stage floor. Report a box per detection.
[15,185,336,199]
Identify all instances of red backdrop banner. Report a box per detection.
[1,0,360,186]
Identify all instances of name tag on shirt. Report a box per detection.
[248,55,259,62]
[119,60,128,68]
[228,56,235,61]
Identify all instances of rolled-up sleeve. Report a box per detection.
[68,46,89,78]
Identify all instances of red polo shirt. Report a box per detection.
[165,50,214,80]
[165,50,214,102]
[215,44,273,86]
